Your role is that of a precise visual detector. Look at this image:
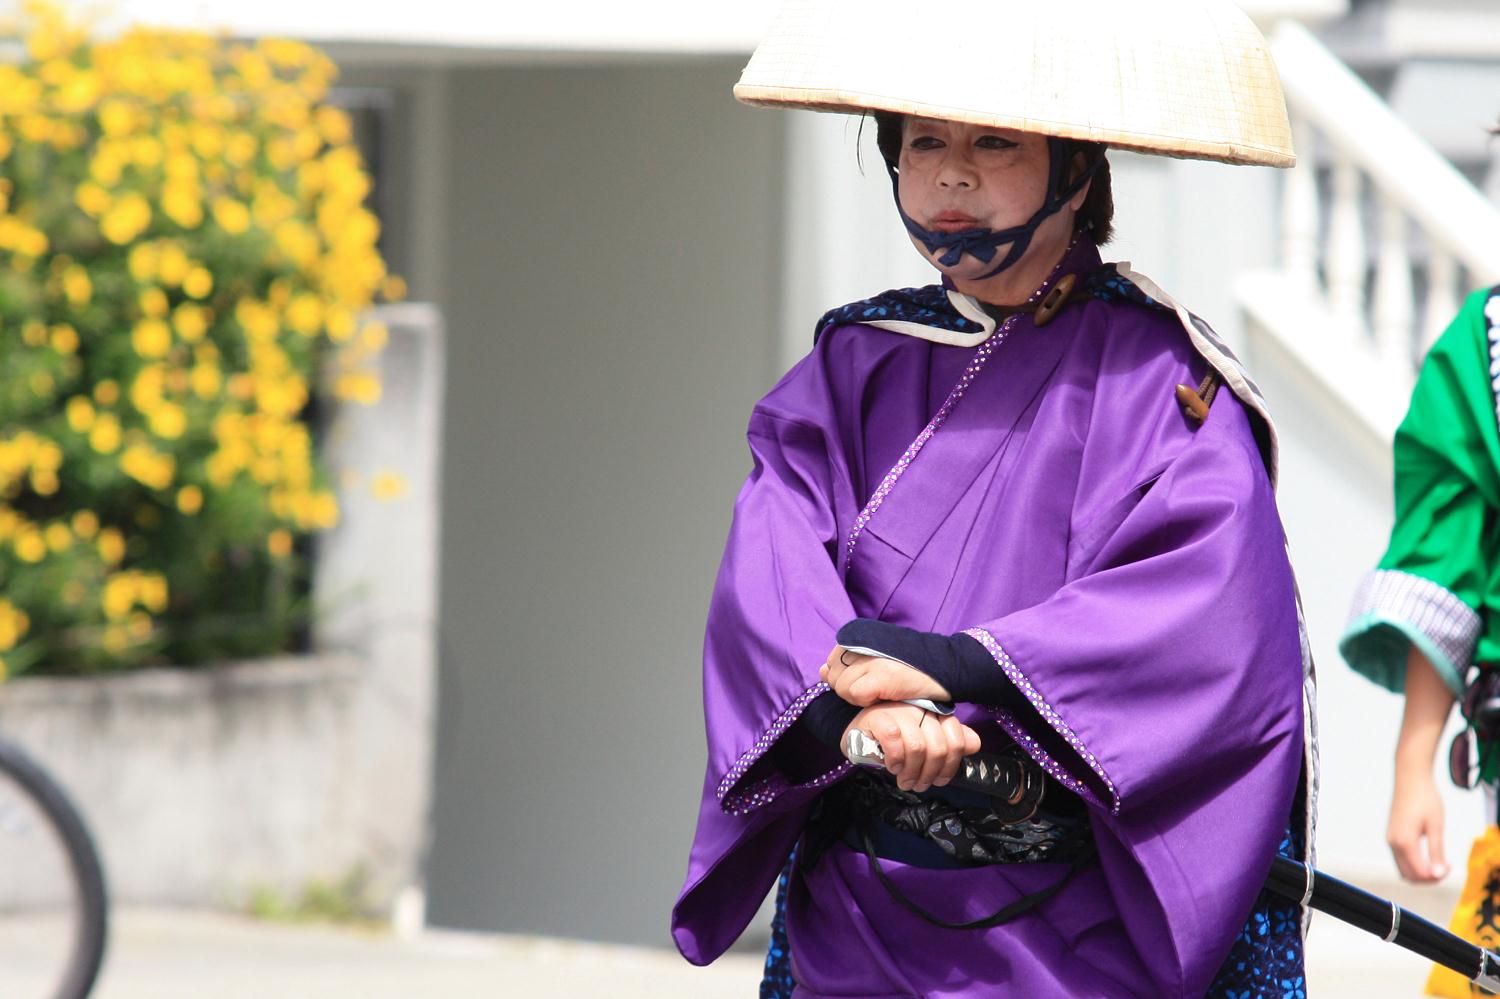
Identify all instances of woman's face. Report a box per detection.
[896,117,1084,291]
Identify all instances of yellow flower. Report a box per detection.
[0,599,29,651]
[234,299,277,341]
[273,219,318,268]
[360,321,389,352]
[21,321,47,346]
[161,182,203,229]
[333,372,381,405]
[97,98,137,137]
[87,149,123,186]
[140,574,169,613]
[131,318,172,358]
[94,380,120,406]
[97,528,126,565]
[190,363,221,400]
[127,243,158,283]
[61,266,91,305]
[130,365,165,410]
[44,522,71,552]
[101,574,135,620]
[211,197,250,235]
[74,181,110,217]
[267,528,293,558]
[157,243,189,286]
[315,105,351,145]
[131,136,162,168]
[371,471,407,501]
[225,132,257,166]
[182,266,213,299]
[30,470,59,496]
[139,287,169,317]
[148,403,187,440]
[120,444,175,490]
[15,225,47,258]
[176,484,203,515]
[50,323,78,353]
[65,395,95,432]
[14,529,46,563]
[89,413,122,454]
[286,294,322,336]
[172,303,209,341]
[71,510,99,539]
[100,193,152,244]
[382,275,407,302]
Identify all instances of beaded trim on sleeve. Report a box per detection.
[963,627,1121,815]
[715,681,852,816]
[1486,290,1500,431]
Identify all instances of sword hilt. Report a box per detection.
[842,734,1044,822]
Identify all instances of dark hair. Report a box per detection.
[872,111,1115,246]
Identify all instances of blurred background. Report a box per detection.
[0,0,1495,995]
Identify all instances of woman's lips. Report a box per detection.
[929,213,981,233]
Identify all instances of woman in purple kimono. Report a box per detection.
[674,3,1317,996]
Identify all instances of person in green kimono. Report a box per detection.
[1342,283,1500,889]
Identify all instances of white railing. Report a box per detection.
[1241,21,1500,438]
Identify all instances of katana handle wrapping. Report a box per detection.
[841,738,1043,820]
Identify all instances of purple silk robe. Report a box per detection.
[673,245,1308,998]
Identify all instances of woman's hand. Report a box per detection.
[1388,645,1456,883]
[822,646,952,707]
[1388,767,1448,883]
[845,701,981,792]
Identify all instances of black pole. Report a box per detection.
[1266,857,1500,993]
[854,745,1500,988]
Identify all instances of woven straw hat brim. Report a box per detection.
[734,0,1295,168]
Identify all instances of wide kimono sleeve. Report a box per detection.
[673,341,864,964]
[1340,288,1500,697]
[962,388,1306,998]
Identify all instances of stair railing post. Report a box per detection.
[1282,115,1321,299]
[1327,150,1368,340]
[1372,194,1415,379]
[1423,248,1459,351]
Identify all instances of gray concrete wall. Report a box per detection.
[0,655,362,906]
[313,303,446,921]
[424,61,785,947]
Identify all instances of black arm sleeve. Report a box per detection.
[796,690,862,749]
[836,618,1028,711]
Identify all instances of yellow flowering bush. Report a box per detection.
[0,3,395,675]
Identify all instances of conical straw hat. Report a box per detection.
[735,0,1295,167]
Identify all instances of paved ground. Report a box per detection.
[0,879,1467,998]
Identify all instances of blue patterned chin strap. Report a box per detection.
[887,138,1103,280]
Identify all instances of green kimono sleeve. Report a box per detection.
[1341,288,1500,697]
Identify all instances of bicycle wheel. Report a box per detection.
[0,737,108,999]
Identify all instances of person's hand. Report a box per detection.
[1387,768,1449,883]
[822,646,951,707]
[844,701,980,792]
